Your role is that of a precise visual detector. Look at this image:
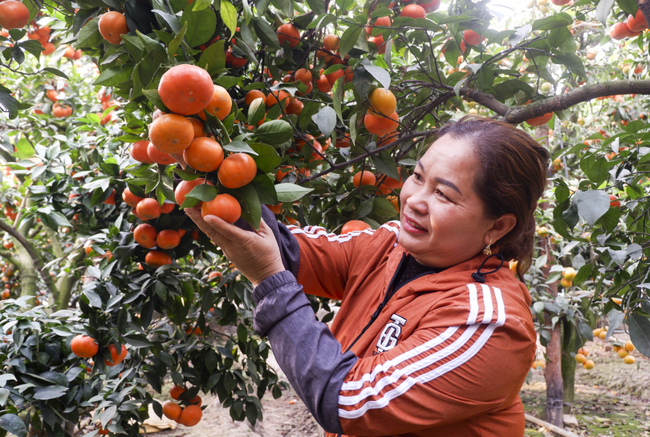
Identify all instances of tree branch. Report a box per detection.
[0,219,59,296]
[459,80,650,124]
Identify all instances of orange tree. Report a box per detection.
[1,0,650,433]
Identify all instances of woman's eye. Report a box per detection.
[414,172,423,181]
[435,189,447,199]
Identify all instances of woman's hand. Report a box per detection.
[184,208,285,287]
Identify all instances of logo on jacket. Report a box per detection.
[376,314,407,353]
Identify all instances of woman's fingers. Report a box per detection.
[184,207,230,247]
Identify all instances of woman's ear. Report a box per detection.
[486,213,517,244]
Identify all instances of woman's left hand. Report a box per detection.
[184,208,285,286]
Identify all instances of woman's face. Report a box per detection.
[399,134,499,268]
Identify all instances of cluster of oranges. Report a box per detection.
[70,334,128,367]
[365,88,398,137]
[609,10,648,40]
[162,385,203,427]
[574,347,595,369]
[559,266,576,288]
[26,21,55,55]
[97,88,118,124]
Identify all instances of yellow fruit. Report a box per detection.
[537,226,550,237]
[593,328,603,337]
[583,360,595,370]
[618,349,629,358]
[563,267,576,281]
[612,297,623,305]
[623,355,635,365]
[575,353,586,364]
[560,278,572,288]
[541,82,552,92]
[625,340,635,352]
[599,330,607,340]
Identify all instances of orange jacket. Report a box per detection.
[286,221,537,437]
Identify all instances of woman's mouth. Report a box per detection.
[403,215,427,233]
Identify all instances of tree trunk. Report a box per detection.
[561,319,576,413]
[55,244,86,310]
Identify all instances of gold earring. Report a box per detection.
[483,238,492,256]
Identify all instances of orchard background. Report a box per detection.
[1,0,650,434]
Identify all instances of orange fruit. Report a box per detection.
[188,118,205,138]
[149,114,195,154]
[583,360,594,369]
[624,355,635,364]
[98,11,129,45]
[368,35,386,54]
[1,289,9,299]
[145,251,172,268]
[183,137,224,172]
[134,223,158,248]
[352,170,376,188]
[104,343,127,366]
[627,10,648,32]
[315,74,332,93]
[323,34,339,51]
[277,23,301,48]
[169,385,185,400]
[130,140,155,164]
[400,4,426,18]
[463,29,482,45]
[198,85,232,121]
[147,142,177,165]
[368,88,396,116]
[375,174,404,194]
[341,220,371,234]
[285,98,304,115]
[187,396,202,406]
[245,90,266,106]
[525,113,553,127]
[70,335,99,358]
[41,42,55,56]
[326,69,345,86]
[218,153,257,189]
[0,1,30,29]
[135,198,162,221]
[2,241,12,249]
[366,15,392,35]
[161,202,175,214]
[179,405,202,427]
[421,0,441,12]
[625,340,635,352]
[175,178,210,207]
[163,402,182,421]
[156,229,181,249]
[201,194,241,223]
[103,190,116,205]
[46,89,58,102]
[294,68,312,85]
[335,134,351,148]
[609,22,631,40]
[364,111,399,136]
[158,65,214,115]
[575,353,586,364]
[266,90,292,107]
[122,188,144,207]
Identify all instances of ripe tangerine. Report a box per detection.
[136,198,163,221]
[104,343,127,366]
[71,334,99,358]
[130,140,155,164]
[158,65,214,115]
[198,85,232,121]
[218,153,257,189]
[183,137,224,173]
[134,223,158,249]
[353,170,376,188]
[145,250,172,268]
[149,114,195,154]
[341,220,371,234]
[98,11,129,45]
[364,111,399,136]
[201,193,241,223]
[277,23,301,48]
[147,142,177,165]
[156,229,181,249]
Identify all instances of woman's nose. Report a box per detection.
[406,188,428,215]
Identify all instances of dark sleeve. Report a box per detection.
[233,205,300,276]
[253,271,358,434]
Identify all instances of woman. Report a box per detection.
[184,116,550,436]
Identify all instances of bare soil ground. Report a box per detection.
[146,334,650,437]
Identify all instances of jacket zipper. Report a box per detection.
[336,254,440,437]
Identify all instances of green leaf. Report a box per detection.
[181,7,217,47]
[191,0,211,11]
[168,21,187,58]
[142,89,169,112]
[311,106,336,137]
[628,313,650,357]
[224,141,258,155]
[252,174,278,205]
[299,101,320,130]
[275,183,313,202]
[249,143,281,173]
[574,190,610,226]
[596,0,615,26]
[371,152,399,180]
[251,17,280,50]
[332,76,345,124]
[306,0,326,14]
[339,25,363,59]
[364,65,391,89]
[13,137,33,158]
[254,120,294,145]
[186,184,219,202]
[238,184,261,230]
[198,40,226,73]
[616,0,637,15]
[0,414,27,437]
[75,17,103,48]
[532,13,573,31]
[551,51,586,78]
[174,168,201,181]
[247,97,266,126]
[43,67,69,79]
[94,66,134,86]
[0,87,19,119]
[221,0,238,38]
[33,385,68,400]
[373,197,398,217]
